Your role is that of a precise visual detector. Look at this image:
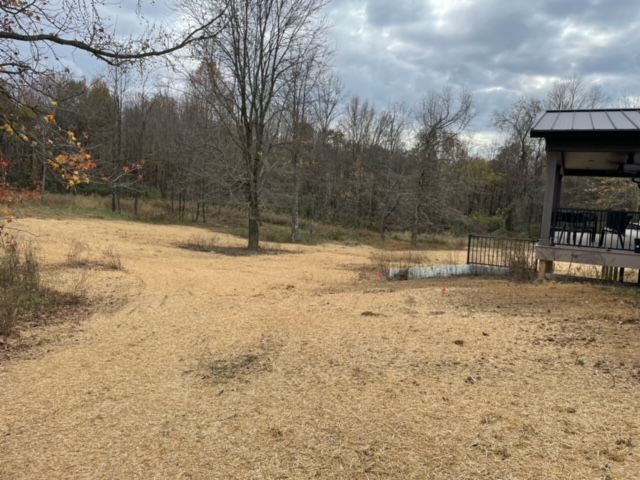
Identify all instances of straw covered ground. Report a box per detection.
[1,217,639,479]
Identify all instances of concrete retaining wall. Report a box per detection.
[389,264,508,280]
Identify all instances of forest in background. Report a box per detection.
[2,0,640,247]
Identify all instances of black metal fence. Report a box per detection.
[551,208,640,251]
[467,234,538,271]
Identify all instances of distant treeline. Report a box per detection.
[2,69,639,243]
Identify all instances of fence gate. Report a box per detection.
[467,235,538,271]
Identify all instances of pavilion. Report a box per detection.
[531,109,640,281]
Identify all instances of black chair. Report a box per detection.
[552,211,598,246]
[599,211,632,248]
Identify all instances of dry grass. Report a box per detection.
[0,217,639,479]
[100,245,123,270]
[505,247,538,281]
[192,336,280,385]
[177,234,219,252]
[1,243,42,335]
[0,241,93,351]
[369,249,464,279]
[22,193,469,251]
[65,239,89,267]
[177,234,295,256]
[65,240,123,270]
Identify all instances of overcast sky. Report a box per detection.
[326,0,640,147]
[75,0,640,148]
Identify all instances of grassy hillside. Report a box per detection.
[15,193,467,251]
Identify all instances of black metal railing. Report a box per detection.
[551,208,640,251]
[467,235,537,270]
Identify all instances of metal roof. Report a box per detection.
[531,109,640,137]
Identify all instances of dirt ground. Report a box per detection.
[1,217,639,479]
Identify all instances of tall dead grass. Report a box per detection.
[65,240,123,270]
[0,243,42,335]
[505,248,537,281]
[370,250,462,279]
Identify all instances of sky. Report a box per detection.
[325,0,640,148]
[69,0,640,149]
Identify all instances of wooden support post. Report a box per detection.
[539,151,563,247]
[538,260,554,279]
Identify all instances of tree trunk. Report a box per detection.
[247,138,262,250]
[111,190,117,213]
[248,202,260,250]
[134,194,139,216]
[411,203,420,247]
[40,159,46,201]
[291,155,300,242]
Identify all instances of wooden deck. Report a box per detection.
[536,243,640,270]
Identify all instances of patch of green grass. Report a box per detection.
[20,194,179,224]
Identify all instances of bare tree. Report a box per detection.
[492,97,543,186]
[374,103,407,238]
[282,47,327,242]
[492,96,544,232]
[620,95,640,109]
[0,0,225,120]
[310,73,343,219]
[313,73,343,136]
[0,0,226,205]
[411,87,473,245]
[185,0,327,249]
[342,96,377,225]
[0,1,225,66]
[546,74,608,110]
